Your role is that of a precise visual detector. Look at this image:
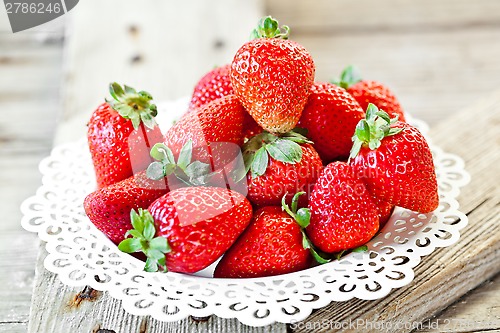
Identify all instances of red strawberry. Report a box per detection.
[87,83,163,188]
[84,171,169,244]
[298,82,365,162]
[119,187,253,273]
[85,140,223,244]
[164,95,246,171]
[215,193,313,278]
[242,131,323,207]
[242,112,263,142]
[374,198,395,228]
[306,162,379,253]
[188,64,234,111]
[231,16,315,133]
[334,65,406,122]
[349,104,438,213]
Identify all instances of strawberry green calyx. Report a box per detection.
[281,192,331,264]
[146,140,217,186]
[242,129,312,178]
[118,209,171,273]
[107,82,158,130]
[250,16,290,40]
[331,65,362,90]
[349,103,405,161]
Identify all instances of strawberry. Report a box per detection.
[306,162,379,253]
[242,130,323,207]
[374,198,395,228]
[188,64,234,111]
[333,65,406,122]
[84,141,215,245]
[214,193,314,278]
[231,16,315,133]
[118,187,253,273]
[87,83,163,188]
[298,82,365,162]
[163,95,246,171]
[242,112,263,142]
[84,171,169,245]
[349,104,438,213]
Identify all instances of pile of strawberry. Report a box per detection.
[83,17,438,278]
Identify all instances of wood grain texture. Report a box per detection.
[267,0,500,127]
[418,276,499,333]
[0,12,64,332]
[29,244,285,333]
[61,0,263,121]
[1,0,498,332]
[266,0,500,31]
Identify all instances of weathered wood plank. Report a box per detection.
[29,244,286,333]
[417,275,499,333]
[289,91,500,333]
[0,20,64,333]
[61,0,263,123]
[6,0,498,331]
[266,0,500,31]
[288,28,500,125]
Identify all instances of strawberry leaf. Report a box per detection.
[281,129,313,144]
[147,248,165,260]
[143,219,155,240]
[301,231,331,264]
[144,258,158,272]
[119,209,171,273]
[118,238,142,253]
[355,120,370,142]
[177,139,193,170]
[150,237,170,253]
[352,245,368,253]
[124,84,136,94]
[336,250,347,261]
[332,65,362,89]
[251,146,269,177]
[125,229,143,239]
[107,82,158,130]
[266,139,302,164]
[250,16,290,40]
[146,162,166,180]
[349,103,405,160]
[150,143,174,164]
[130,209,144,234]
[365,103,378,120]
[109,82,125,100]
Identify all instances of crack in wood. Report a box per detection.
[466,197,491,216]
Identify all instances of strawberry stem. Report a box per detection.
[242,129,312,178]
[106,82,158,130]
[146,140,220,186]
[281,193,331,264]
[250,16,290,40]
[348,103,405,161]
[118,209,171,273]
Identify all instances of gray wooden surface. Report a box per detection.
[1,1,499,332]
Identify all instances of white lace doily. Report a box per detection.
[21,101,470,326]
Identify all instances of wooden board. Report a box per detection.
[267,0,500,126]
[1,0,499,332]
[0,14,64,333]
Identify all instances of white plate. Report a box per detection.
[21,100,470,326]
